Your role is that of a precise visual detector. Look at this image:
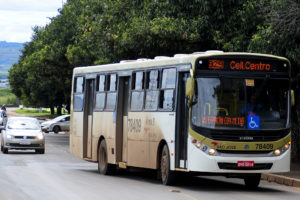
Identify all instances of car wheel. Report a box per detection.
[53,126,60,134]
[160,144,176,185]
[36,149,45,154]
[98,140,115,175]
[3,147,8,154]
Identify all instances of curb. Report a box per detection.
[262,173,300,187]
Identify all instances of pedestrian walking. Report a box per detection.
[1,105,7,126]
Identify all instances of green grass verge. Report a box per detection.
[14,108,68,117]
[15,109,51,116]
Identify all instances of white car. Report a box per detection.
[1,117,45,154]
[41,115,70,133]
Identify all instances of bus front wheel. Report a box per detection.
[244,174,261,189]
[160,145,176,185]
[98,140,114,175]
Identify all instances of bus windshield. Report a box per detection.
[191,77,289,130]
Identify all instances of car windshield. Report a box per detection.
[191,77,289,130]
[52,115,68,122]
[7,119,41,130]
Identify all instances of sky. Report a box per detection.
[0,0,65,43]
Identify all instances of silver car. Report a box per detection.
[0,117,45,154]
[41,115,70,133]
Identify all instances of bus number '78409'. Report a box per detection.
[256,144,273,150]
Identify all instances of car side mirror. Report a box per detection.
[0,125,5,131]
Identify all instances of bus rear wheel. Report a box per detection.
[244,174,261,189]
[160,145,176,185]
[98,140,115,175]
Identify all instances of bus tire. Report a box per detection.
[161,144,176,185]
[244,174,261,189]
[98,140,114,175]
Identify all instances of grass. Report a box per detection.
[15,108,68,117]
[15,109,51,116]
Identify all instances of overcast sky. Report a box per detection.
[0,0,65,43]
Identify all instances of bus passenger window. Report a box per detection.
[145,70,159,111]
[106,93,117,110]
[74,76,84,93]
[131,71,145,111]
[162,68,176,89]
[159,68,176,111]
[95,93,105,110]
[73,76,84,111]
[95,75,106,111]
[147,70,159,89]
[159,90,174,110]
[133,72,144,90]
[109,74,117,91]
[96,75,105,92]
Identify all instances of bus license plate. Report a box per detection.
[237,161,254,167]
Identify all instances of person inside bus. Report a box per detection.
[242,95,262,116]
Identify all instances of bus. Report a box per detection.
[70,51,292,188]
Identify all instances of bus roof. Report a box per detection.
[73,51,289,75]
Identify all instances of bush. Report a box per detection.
[0,88,18,106]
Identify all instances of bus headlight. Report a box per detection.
[274,149,281,156]
[273,141,291,156]
[191,138,218,156]
[208,148,216,156]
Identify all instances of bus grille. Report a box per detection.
[209,130,289,142]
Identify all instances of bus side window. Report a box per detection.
[131,71,145,111]
[73,76,84,111]
[106,74,117,111]
[95,75,106,111]
[159,68,176,110]
[145,70,159,111]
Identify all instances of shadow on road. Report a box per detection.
[2,150,38,155]
[77,167,285,193]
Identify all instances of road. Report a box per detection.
[0,133,300,200]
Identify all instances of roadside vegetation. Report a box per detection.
[0,88,18,106]
[8,0,300,160]
[14,108,68,116]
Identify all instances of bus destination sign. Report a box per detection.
[209,59,271,71]
[197,57,289,73]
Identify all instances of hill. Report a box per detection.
[0,41,24,79]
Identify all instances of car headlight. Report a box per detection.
[6,134,13,139]
[37,133,44,140]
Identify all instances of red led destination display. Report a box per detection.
[197,57,289,73]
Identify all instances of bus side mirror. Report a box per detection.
[291,90,295,107]
[186,77,195,107]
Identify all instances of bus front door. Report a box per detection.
[83,78,95,159]
[175,72,189,169]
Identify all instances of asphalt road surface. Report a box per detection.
[0,133,300,200]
